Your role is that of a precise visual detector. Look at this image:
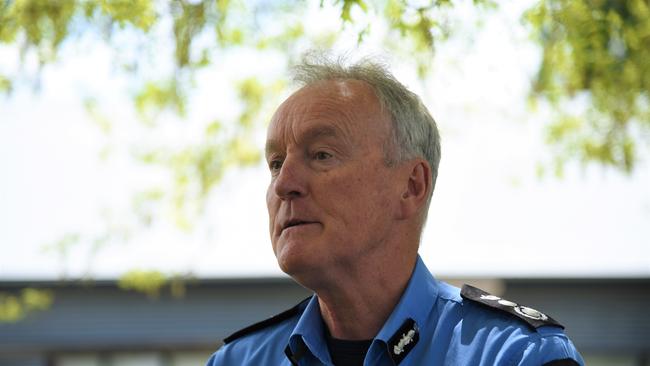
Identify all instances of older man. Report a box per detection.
[206,56,584,365]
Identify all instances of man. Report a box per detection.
[206,56,584,365]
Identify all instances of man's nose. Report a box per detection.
[273,156,307,200]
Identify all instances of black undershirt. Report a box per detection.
[325,330,372,366]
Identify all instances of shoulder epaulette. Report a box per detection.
[461,284,564,330]
[223,296,311,344]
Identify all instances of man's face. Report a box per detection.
[265,80,403,279]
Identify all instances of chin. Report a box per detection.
[275,248,326,287]
[275,251,310,276]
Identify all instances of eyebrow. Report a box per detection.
[303,125,341,142]
[265,125,343,157]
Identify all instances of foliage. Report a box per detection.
[5,0,648,320]
[118,270,189,298]
[1,0,497,321]
[0,288,53,322]
[118,269,165,298]
[0,0,495,236]
[526,0,650,174]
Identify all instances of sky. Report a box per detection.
[0,1,648,280]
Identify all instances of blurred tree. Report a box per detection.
[0,288,52,322]
[3,0,648,321]
[1,0,484,228]
[0,0,493,321]
[526,0,650,175]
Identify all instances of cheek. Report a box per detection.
[351,170,397,218]
[330,170,389,220]
[265,185,273,212]
[266,186,277,228]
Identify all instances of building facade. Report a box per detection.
[1,277,648,366]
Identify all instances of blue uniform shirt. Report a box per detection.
[206,256,584,365]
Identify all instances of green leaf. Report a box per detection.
[99,0,156,31]
[525,0,650,173]
[0,74,11,93]
[0,288,53,323]
[118,270,167,298]
[134,79,186,122]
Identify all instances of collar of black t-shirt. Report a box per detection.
[324,328,372,366]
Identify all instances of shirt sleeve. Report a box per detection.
[514,326,585,366]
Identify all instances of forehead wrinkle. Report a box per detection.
[301,124,339,140]
[268,102,353,152]
[266,79,388,157]
[298,123,349,150]
[301,104,354,140]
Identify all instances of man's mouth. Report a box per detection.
[282,219,317,232]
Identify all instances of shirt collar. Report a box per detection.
[289,295,331,364]
[287,255,439,363]
[374,255,439,343]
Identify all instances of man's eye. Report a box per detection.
[269,160,283,171]
[314,151,332,160]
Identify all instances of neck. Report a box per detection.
[315,252,418,340]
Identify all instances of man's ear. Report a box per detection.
[398,160,431,220]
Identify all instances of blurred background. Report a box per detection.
[1,0,649,365]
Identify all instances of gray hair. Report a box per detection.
[291,53,442,216]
